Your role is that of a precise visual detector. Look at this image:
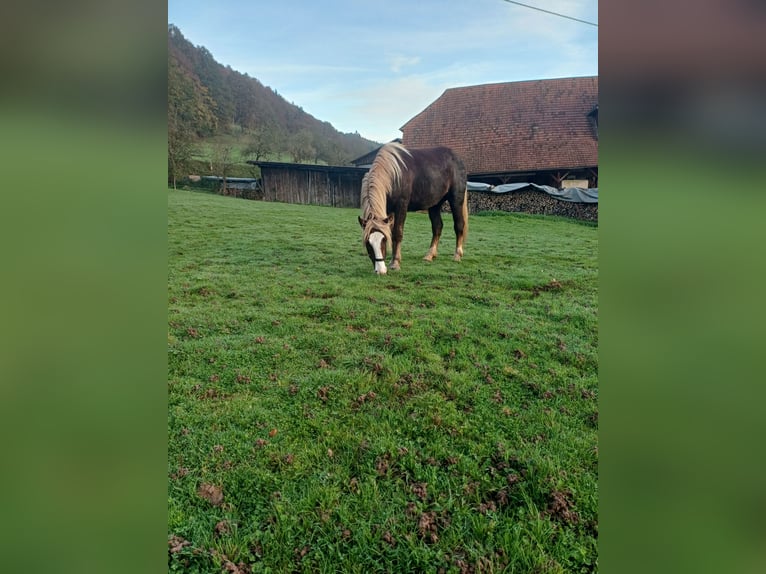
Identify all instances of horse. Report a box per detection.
[358,142,468,274]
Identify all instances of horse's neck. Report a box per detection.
[365,184,389,220]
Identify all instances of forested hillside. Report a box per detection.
[168,24,379,185]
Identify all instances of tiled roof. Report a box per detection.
[400,76,598,175]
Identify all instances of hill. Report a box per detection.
[168,24,379,184]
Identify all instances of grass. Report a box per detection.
[167,189,598,573]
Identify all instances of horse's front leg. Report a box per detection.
[424,205,443,262]
[390,212,406,270]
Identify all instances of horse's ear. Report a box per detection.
[358,216,366,228]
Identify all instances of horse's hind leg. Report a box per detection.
[449,191,468,261]
[424,205,443,262]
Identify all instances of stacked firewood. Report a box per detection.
[219,186,265,201]
[443,190,598,222]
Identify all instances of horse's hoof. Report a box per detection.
[423,255,434,262]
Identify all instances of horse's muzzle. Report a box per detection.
[373,259,387,274]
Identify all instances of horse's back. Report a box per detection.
[397,146,465,211]
[407,146,466,188]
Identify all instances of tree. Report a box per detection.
[212,143,235,194]
[241,122,279,163]
[167,46,218,186]
[287,129,315,164]
[168,57,217,138]
[315,138,349,166]
[168,115,196,188]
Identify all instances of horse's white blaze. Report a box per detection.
[369,231,387,274]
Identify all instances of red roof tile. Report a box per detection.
[400,76,598,175]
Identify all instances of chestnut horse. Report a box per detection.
[358,142,468,274]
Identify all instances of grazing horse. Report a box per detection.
[358,142,468,274]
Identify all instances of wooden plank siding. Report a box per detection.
[249,162,367,208]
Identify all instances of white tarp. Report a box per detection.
[467,181,598,203]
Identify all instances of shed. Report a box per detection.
[248,161,368,208]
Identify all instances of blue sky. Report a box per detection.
[168,0,597,143]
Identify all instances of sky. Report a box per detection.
[167,0,598,144]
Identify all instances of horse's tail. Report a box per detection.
[461,185,469,240]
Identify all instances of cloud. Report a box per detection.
[388,54,421,73]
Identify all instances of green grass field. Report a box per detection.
[168,189,598,573]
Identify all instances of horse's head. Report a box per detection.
[359,215,394,274]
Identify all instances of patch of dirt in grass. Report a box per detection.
[448,549,509,574]
[418,510,449,544]
[417,510,438,542]
[191,286,216,297]
[393,372,427,398]
[351,391,376,409]
[362,355,385,376]
[406,503,450,544]
[186,327,201,338]
[168,535,190,554]
[169,467,189,480]
[214,519,232,537]
[222,560,250,574]
[476,479,517,514]
[198,387,230,401]
[294,545,310,565]
[197,483,224,506]
[317,386,330,403]
[211,550,251,574]
[411,482,428,501]
[375,453,391,476]
[545,489,579,524]
[477,500,497,514]
[382,531,397,547]
[527,279,569,298]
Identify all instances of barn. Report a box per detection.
[401,76,598,189]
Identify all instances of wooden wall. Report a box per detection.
[252,162,596,222]
[258,164,366,208]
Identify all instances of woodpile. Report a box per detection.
[219,186,264,201]
[444,190,598,222]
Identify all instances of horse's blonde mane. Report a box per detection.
[360,143,411,221]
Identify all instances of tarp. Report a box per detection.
[467,181,598,203]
